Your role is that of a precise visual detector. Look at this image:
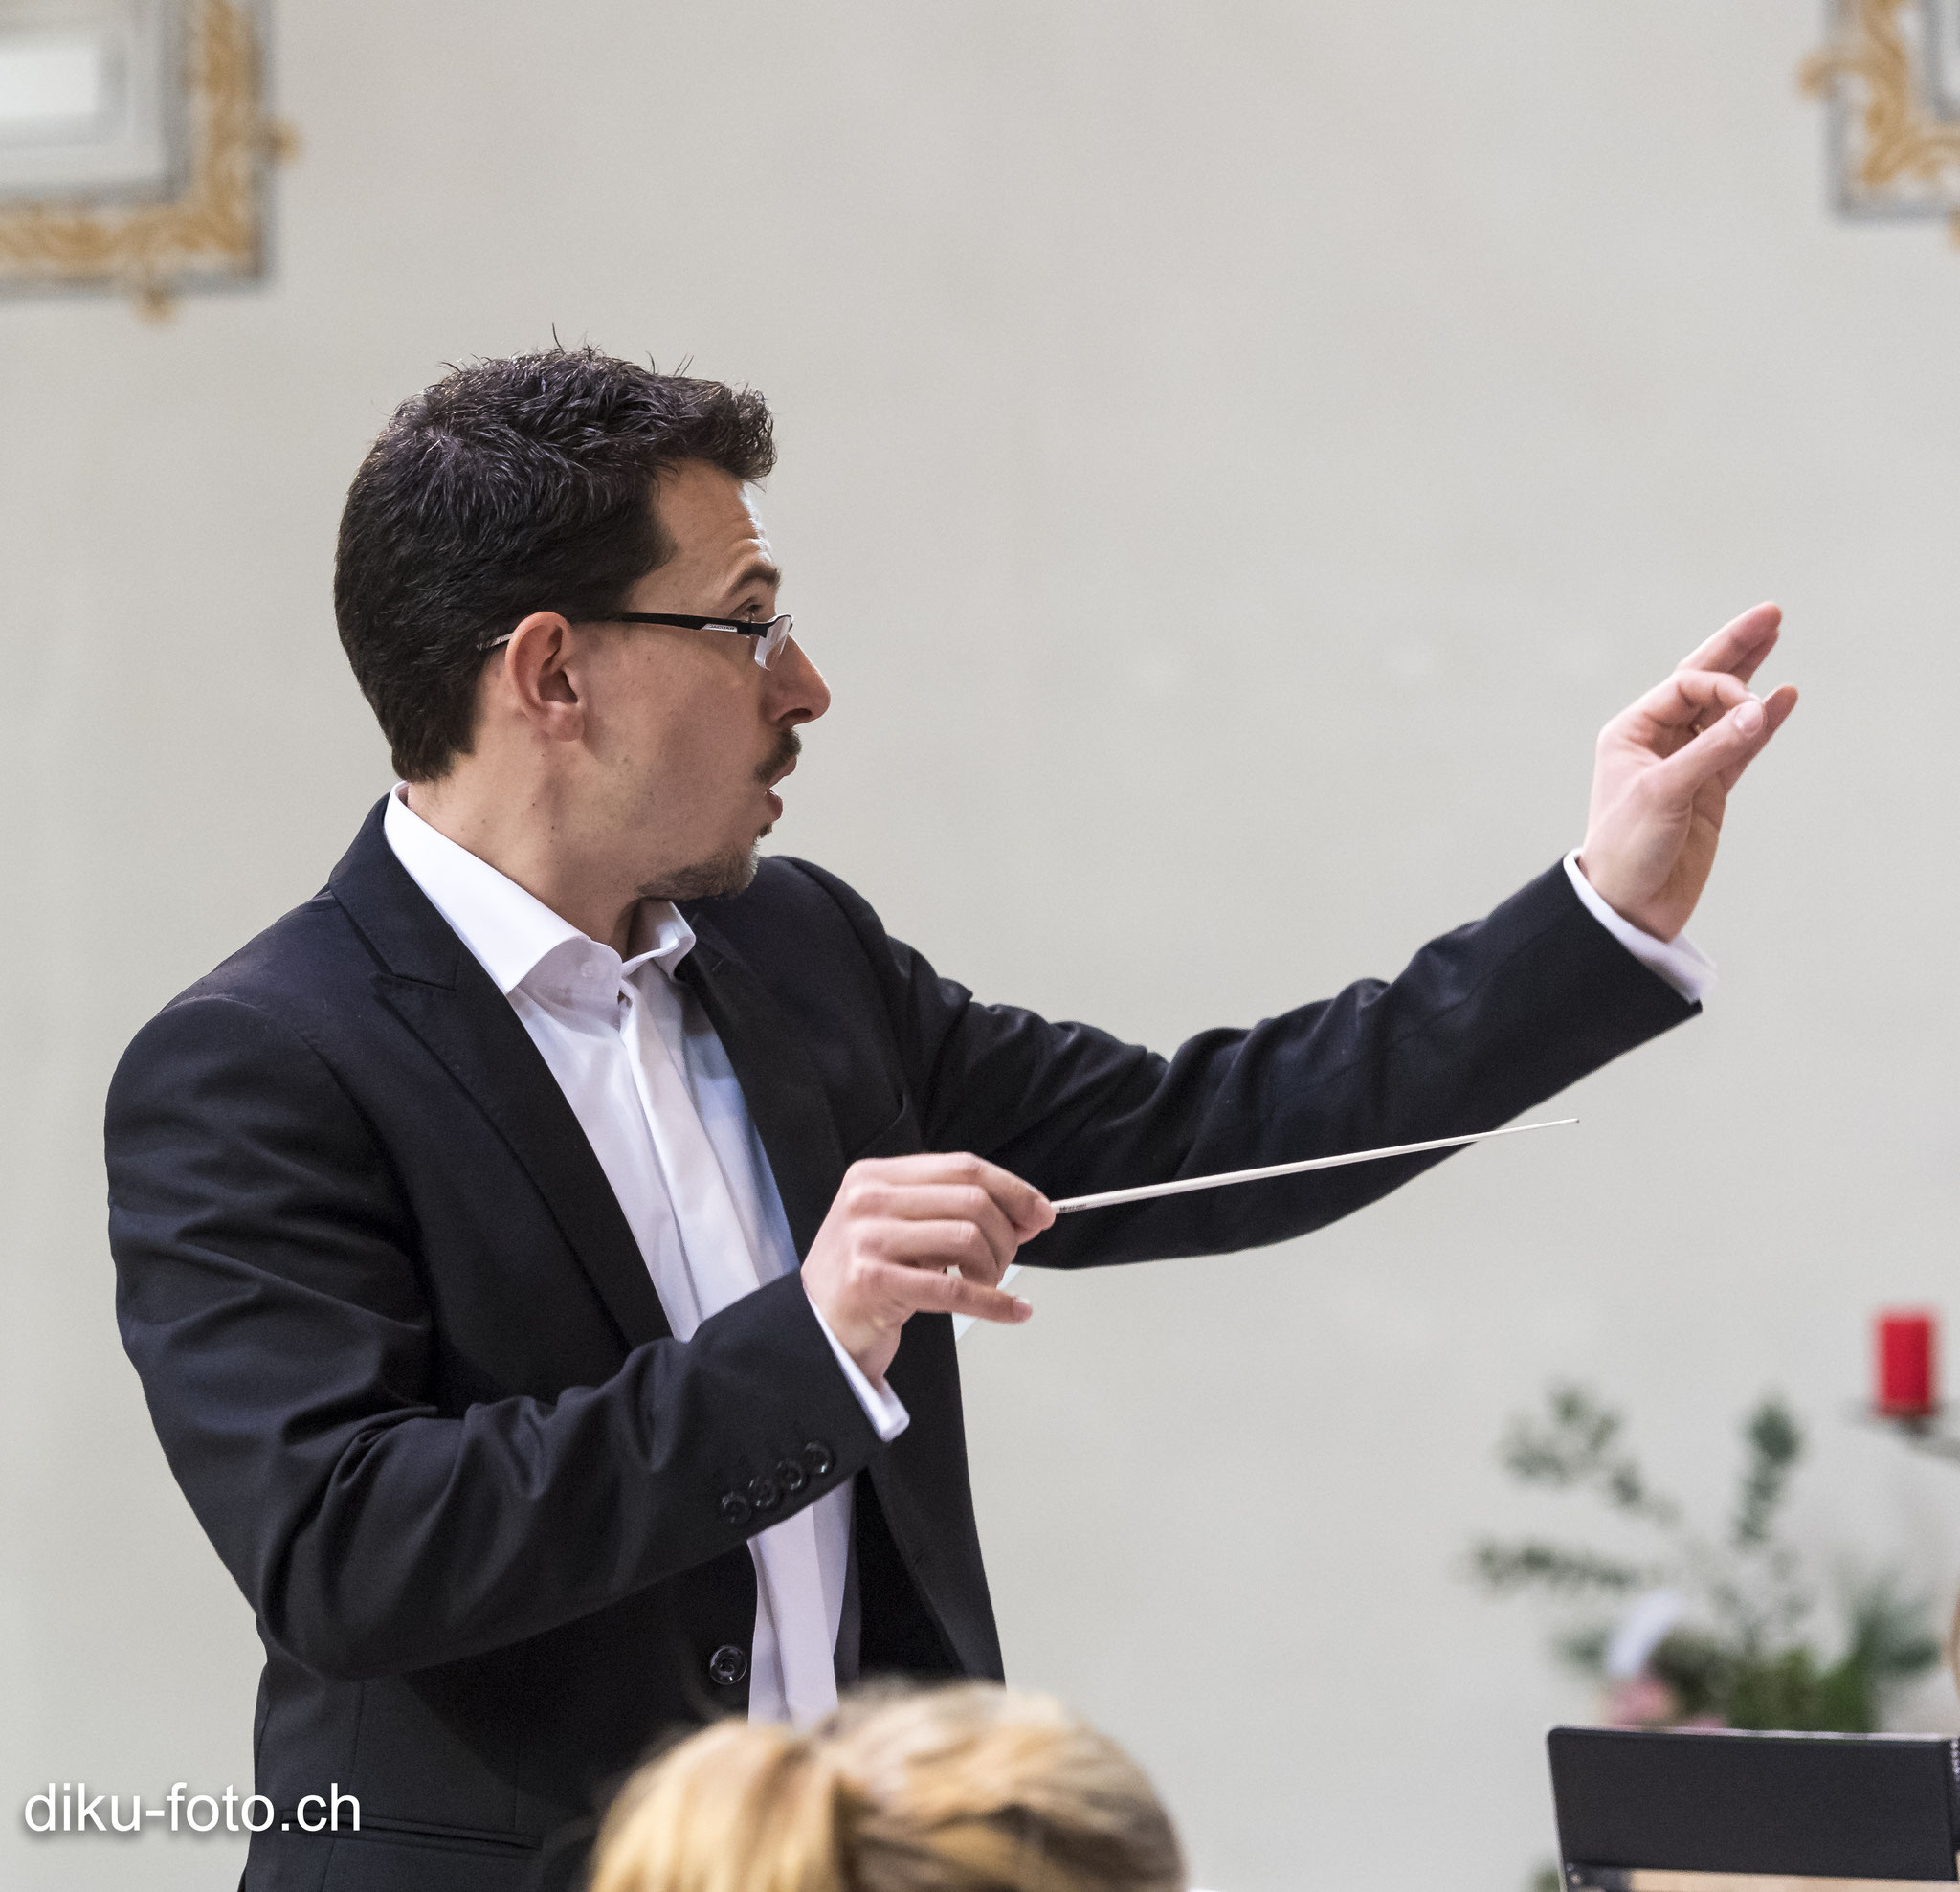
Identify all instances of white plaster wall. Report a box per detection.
[6,5,1958,1887]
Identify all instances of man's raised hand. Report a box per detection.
[1576,602,1798,944]
[802,1153,1053,1384]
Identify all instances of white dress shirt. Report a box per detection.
[383,787,906,1727]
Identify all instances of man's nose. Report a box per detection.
[770,638,831,724]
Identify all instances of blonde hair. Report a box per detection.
[589,1682,1187,1892]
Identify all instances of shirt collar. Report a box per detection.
[382,785,696,996]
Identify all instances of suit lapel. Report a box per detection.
[376,975,671,1348]
[331,800,670,1351]
[674,938,846,1260]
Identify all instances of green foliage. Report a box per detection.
[1647,1627,1730,1722]
[1553,1623,1611,1672]
[1644,1590,1936,1733]
[1499,1385,1679,1525]
[1471,1542,1650,1596]
[1473,1386,1942,1734]
[1733,1401,1801,1549]
[1730,1646,1859,1733]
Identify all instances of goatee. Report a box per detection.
[640,843,763,903]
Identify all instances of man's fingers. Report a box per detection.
[838,1182,1020,1272]
[1674,602,1781,685]
[1618,668,1757,741]
[868,1258,1032,1325]
[811,1156,1049,1376]
[1713,681,1798,791]
[861,1216,1017,1285]
[1651,686,1786,799]
[844,1152,1053,1239]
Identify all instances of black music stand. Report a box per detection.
[1548,1725,1960,1888]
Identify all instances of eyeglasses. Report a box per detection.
[481,612,795,669]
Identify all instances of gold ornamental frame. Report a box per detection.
[1802,0,1960,243]
[0,0,292,316]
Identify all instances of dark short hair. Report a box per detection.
[334,346,776,781]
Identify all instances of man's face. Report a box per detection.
[575,460,830,901]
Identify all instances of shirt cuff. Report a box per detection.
[1562,851,1717,1006]
[804,1287,910,1442]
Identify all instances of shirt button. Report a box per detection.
[707,1644,748,1688]
[718,1491,752,1527]
[800,1440,835,1480]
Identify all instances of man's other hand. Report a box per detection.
[1577,602,1798,943]
[802,1153,1053,1383]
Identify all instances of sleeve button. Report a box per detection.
[800,1440,835,1480]
[707,1644,748,1687]
[718,1491,752,1527]
[775,1458,808,1495]
[748,1474,781,1513]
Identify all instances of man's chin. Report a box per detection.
[637,842,762,904]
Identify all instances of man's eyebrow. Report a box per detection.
[721,558,782,601]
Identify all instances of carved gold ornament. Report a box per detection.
[1803,0,1960,243]
[0,0,292,317]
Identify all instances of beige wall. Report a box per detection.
[8,4,1960,1887]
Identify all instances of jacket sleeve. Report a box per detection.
[789,859,1698,1270]
[104,993,880,1681]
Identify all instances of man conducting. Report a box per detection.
[106,348,1796,1892]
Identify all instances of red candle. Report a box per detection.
[1877,1310,1938,1418]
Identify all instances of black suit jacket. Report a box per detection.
[105,801,1694,1890]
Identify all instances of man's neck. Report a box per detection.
[401,778,640,954]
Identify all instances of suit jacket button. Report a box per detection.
[800,1440,835,1480]
[775,1458,808,1495]
[719,1491,752,1527]
[748,1474,781,1513]
[707,1644,748,1687]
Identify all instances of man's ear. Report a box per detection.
[499,612,587,740]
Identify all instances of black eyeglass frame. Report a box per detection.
[481,612,794,668]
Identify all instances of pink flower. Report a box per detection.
[1604,1676,1681,1728]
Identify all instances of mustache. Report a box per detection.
[757,730,802,786]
